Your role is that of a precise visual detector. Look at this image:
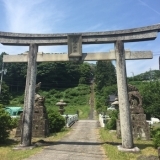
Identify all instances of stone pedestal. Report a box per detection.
[117,114,150,140]
[16,95,49,137]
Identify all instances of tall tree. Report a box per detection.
[79,63,92,84]
[95,61,116,91]
[0,82,10,105]
[139,81,160,119]
[37,62,81,89]
[4,62,27,92]
[0,52,94,92]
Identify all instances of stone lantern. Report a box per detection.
[56,99,67,115]
[111,98,119,110]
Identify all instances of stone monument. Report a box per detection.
[117,84,150,140]
[16,82,49,137]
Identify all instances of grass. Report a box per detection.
[99,128,158,160]
[152,122,160,129]
[0,146,42,160]
[65,105,90,119]
[0,128,71,160]
[8,84,91,119]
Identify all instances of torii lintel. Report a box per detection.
[3,50,153,62]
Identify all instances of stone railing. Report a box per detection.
[99,114,110,127]
[62,114,78,127]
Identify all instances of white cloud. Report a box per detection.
[0,0,68,54]
[2,0,66,33]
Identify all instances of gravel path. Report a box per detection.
[25,120,107,160]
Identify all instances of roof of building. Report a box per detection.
[108,95,118,102]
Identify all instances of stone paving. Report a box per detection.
[25,120,107,160]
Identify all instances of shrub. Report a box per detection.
[105,110,118,130]
[10,117,19,128]
[106,117,117,130]
[47,110,65,133]
[96,100,103,113]
[152,128,160,148]
[0,107,13,143]
[18,95,24,104]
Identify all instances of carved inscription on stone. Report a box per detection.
[68,34,82,57]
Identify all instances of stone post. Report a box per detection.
[115,40,133,149]
[158,147,160,160]
[21,44,38,146]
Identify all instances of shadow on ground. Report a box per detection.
[0,139,19,147]
[33,140,105,147]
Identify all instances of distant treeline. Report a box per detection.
[127,70,160,81]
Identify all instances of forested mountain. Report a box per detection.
[128,70,160,81]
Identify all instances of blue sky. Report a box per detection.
[0,0,160,77]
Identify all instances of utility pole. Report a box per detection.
[159,56,160,70]
[150,68,152,81]
[131,72,134,81]
[0,62,7,94]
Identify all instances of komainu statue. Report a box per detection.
[117,84,150,140]
[128,84,144,114]
[35,82,41,93]
[16,82,49,137]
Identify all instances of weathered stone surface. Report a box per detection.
[68,35,82,57]
[0,23,160,37]
[117,145,140,152]
[3,50,153,62]
[16,98,49,137]
[117,118,150,140]
[16,85,49,138]
[115,40,133,149]
[21,44,38,146]
[117,84,150,140]
[128,84,143,113]
[0,23,160,45]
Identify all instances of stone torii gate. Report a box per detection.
[1,24,160,150]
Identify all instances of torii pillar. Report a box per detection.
[21,44,38,146]
[115,41,133,149]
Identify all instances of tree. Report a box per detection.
[95,61,116,91]
[0,107,13,143]
[139,81,160,119]
[37,61,80,89]
[127,70,160,82]
[4,62,27,92]
[0,52,8,67]
[1,52,94,92]
[0,82,10,105]
[79,63,91,84]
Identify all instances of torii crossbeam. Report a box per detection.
[3,50,152,62]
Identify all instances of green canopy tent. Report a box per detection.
[5,107,23,118]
